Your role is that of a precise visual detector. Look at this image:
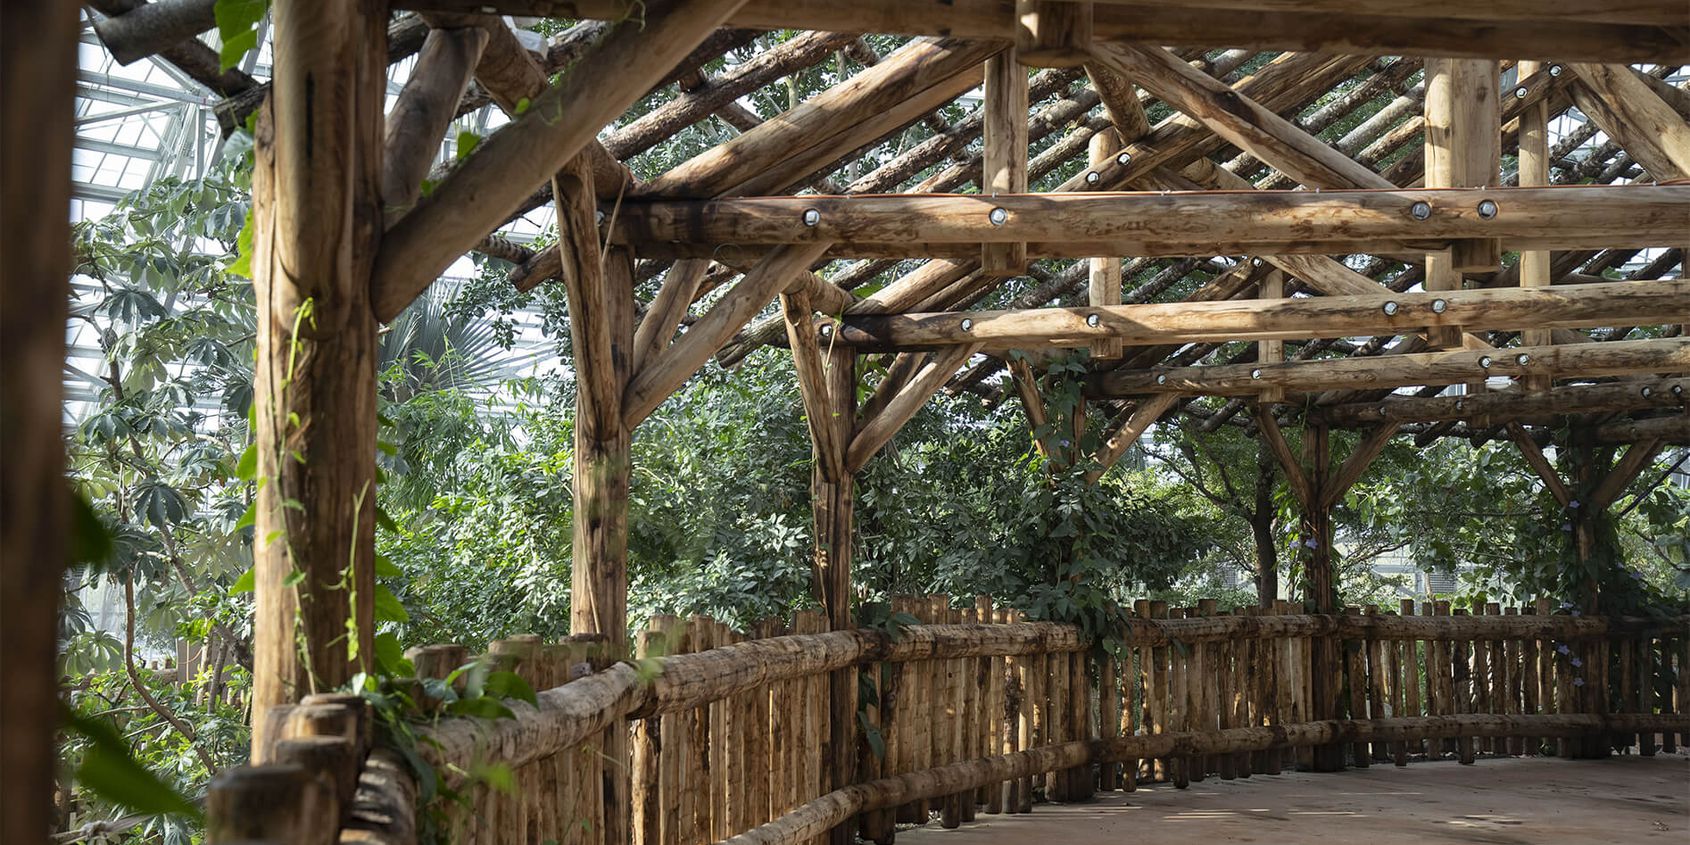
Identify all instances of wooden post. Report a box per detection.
[1516,59,1554,392]
[250,0,385,753]
[1,0,76,839]
[1304,423,1347,771]
[1089,130,1124,360]
[982,51,1029,275]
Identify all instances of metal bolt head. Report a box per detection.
[988,207,1008,226]
[1514,86,1529,99]
[595,209,606,225]
[1672,385,1684,397]
[1477,199,1499,219]
[1640,386,1653,398]
[1156,374,1168,385]
[1252,257,1264,267]
[1086,313,1101,327]
[1382,301,1400,316]
[1549,64,1563,77]
[1479,355,1493,369]
[1086,171,1101,185]
[1116,152,1131,166]
[1516,353,1530,366]
[1431,298,1448,314]
[802,208,820,227]
[1251,368,1263,380]
[1410,201,1433,221]
[960,318,974,332]
[819,324,832,336]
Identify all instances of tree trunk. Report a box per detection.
[1,1,76,839]
[1252,438,1279,607]
[250,0,385,757]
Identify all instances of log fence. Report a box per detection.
[209,598,1689,845]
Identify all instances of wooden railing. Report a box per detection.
[206,597,1690,845]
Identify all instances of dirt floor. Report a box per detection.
[894,754,1689,844]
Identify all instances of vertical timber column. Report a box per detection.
[251,0,385,755]
[1516,60,1553,393]
[558,150,635,842]
[1088,130,1124,360]
[1303,423,1344,771]
[817,344,858,845]
[783,290,857,842]
[982,50,1028,276]
[1,1,76,839]
[1423,58,1500,348]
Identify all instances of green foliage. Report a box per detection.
[214,0,269,71]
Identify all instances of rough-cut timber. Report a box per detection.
[834,281,1690,350]
[248,0,384,754]
[1088,339,1690,397]
[611,185,1690,255]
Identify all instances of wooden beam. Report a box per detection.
[1,0,76,837]
[1506,422,1574,508]
[846,344,981,473]
[1587,439,1667,511]
[612,185,1690,253]
[1424,58,1501,273]
[250,0,384,754]
[1319,379,1689,425]
[1257,269,1286,403]
[632,258,710,375]
[398,2,1690,63]
[639,38,997,199]
[1592,414,1690,445]
[369,0,747,322]
[1085,61,1151,144]
[1088,42,1392,191]
[981,51,1029,275]
[1517,58,1554,391]
[625,242,831,427]
[834,280,1690,350]
[1253,404,1313,511]
[1321,422,1402,509]
[783,292,848,484]
[1088,131,1124,360]
[1015,0,1092,68]
[1086,394,1180,483]
[381,26,488,220]
[1566,63,1690,180]
[1090,339,1690,398]
[1006,355,1055,458]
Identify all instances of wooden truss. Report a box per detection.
[86,0,1690,826]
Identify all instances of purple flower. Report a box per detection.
[1560,523,1574,532]
[1568,499,1580,509]
[1570,657,1583,668]
[1305,537,1320,549]
[1556,644,1571,655]
[1572,677,1586,687]
[1630,571,1643,580]
[1559,601,1573,609]
[1571,609,1582,617]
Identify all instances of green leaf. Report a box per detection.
[230,567,256,594]
[234,498,258,531]
[375,505,399,535]
[447,696,515,720]
[483,670,538,706]
[374,632,412,676]
[215,0,269,71]
[70,490,114,567]
[456,130,482,160]
[373,584,410,623]
[64,708,202,821]
[374,552,400,579]
[282,568,306,588]
[235,443,258,480]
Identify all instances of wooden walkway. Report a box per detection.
[896,754,1689,844]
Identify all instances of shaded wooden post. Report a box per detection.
[557,141,637,838]
[1303,424,1345,771]
[783,298,859,844]
[1422,57,1500,349]
[250,0,385,753]
[0,1,76,840]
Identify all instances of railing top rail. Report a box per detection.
[412,611,1688,774]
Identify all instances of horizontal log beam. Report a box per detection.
[396,1,1690,62]
[1318,378,1689,426]
[832,280,1689,350]
[1088,339,1690,397]
[611,185,1690,256]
